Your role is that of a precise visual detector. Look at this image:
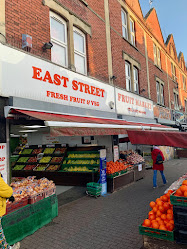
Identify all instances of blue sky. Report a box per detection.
[139,0,187,63]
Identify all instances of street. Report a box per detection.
[20,159,187,249]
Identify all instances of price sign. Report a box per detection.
[138,164,142,171]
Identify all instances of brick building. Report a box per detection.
[0,0,186,181]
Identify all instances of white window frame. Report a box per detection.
[157,48,161,68]
[125,62,131,91]
[160,84,164,105]
[73,27,87,75]
[174,92,179,110]
[133,67,139,93]
[50,12,68,67]
[121,9,128,40]
[130,18,135,46]
[156,81,164,105]
[156,81,160,104]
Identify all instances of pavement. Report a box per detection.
[20,159,187,249]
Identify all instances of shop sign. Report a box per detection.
[0,143,8,183]
[153,105,171,120]
[42,133,59,144]
[100,149,107,195]
[116,88,154,119]
[0,44,115,113]
[113,145,119,162]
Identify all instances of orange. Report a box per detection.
[144,219,151,227]
[175,189,183,196]
[149,214,156,221]
[169,220,174,225]
[152,221,159,229]
[158,205,165,213]
[166,223,174,231]
[150,201,156,208]
[162,195,168,202]
[167,213,173,220]
[153,207,158,213]
[163,202,170,210]
[156,198,161,203]
[157,200,163,206]
[167,209,173,215]
[158,220,164,226]
[149,211,154,216]
[159,225,167,231]
[167,190,174,195]
[180,185,187,193]
[182,180,187,186]
[184,191,187,197]
[161,214,167,220]
[156,210,162,217]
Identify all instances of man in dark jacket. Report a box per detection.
[151,146,167,188]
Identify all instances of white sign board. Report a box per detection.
[0,44,115,113]
[42,133,59,144]
[0,143,8,183]
[113,145,119,162]
[116,88,154,119]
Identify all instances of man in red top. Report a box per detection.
[151,146,167,188]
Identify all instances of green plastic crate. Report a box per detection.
[86,182,102,196]
[170,191,187,207]
[139,225,174,241]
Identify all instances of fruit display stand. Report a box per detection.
[2,194,58,246]
[12,146,102,186]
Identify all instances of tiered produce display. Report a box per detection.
[61,151,100,172]
[12,145,67,172]
[6,176,56,214]
[106,160,133,177]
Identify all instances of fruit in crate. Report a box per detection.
[46,165,60,171]
[17,157,29,163]
[106,161,126,174]
[51,157,63,163]
[43,148,55,154]
[126,151,144,165]
[24,165,36,170]
[13,165,25,170]
[39,156,51,163]
[63,166,92,172]
[34,164,48,171]
[21,149,33,155]
[142,190,174,231]
[68,153,99,158]
[27,157,37,163]
[32,148,43,154]
[174,180,187,197]
[54,148,66,154]
[66,159,98,165]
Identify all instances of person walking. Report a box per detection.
[151,146,167,188]
[0,174,20,249]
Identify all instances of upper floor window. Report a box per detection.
[171,62,177,82]
[183,75,186,91]
[174,92,179,110]
[125,61,131,91]
[50,13,68,67]
[121,9,136,46]
[121,10,128,40]
[156,81,164,105]
[153,44,161,68]
[133,67,139,94]
[130,18,135,46]
[73,27,87,75]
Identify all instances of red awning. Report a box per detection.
[8,108,176,137]
[127,130,187,148]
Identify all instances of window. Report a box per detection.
[171,62,177,81]
[73,27,87,75]
[133,67,139,93]
[130,18,135,46]
[156,81,164,105]
[125,62,131,91]
[183,75,186,91]
[153,43,161,68]
[121,9,128,40]
[174,92,179,110]
[50,13,68,67]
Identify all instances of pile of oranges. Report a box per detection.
[142,190,174,231]
[174,180,187,197]
[106,161,127,174]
